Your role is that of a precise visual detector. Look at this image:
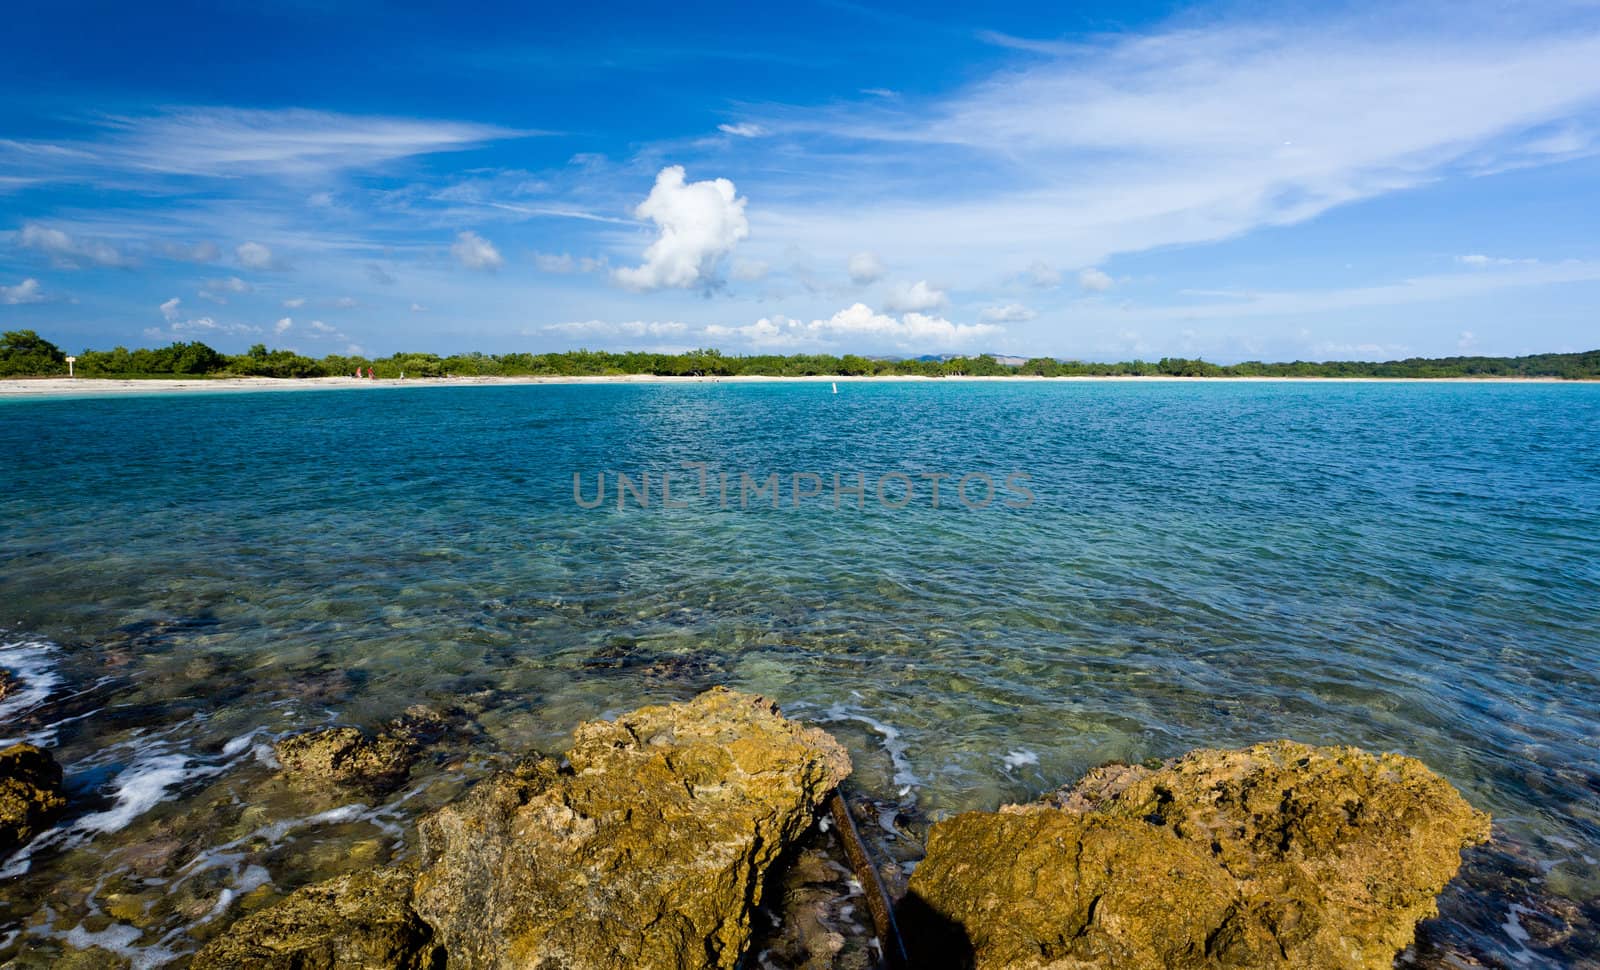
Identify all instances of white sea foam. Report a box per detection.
[78,754,197,834]
[1002,749,1039,770]
[0,638,63,741]
[819,702,923,797]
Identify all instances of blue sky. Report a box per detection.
[3,0,1599,361]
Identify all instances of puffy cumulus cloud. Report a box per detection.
[1,278,44,305]
[235,241,276,270]
[848,251,887,285]
[275,317,293,335]
[160,297,182,321]
[452,230,503,271]
[1078,267,1113,292]
[613,166,749,291]
[979,303,1037,323]
[717,123,767,138]
[1457,330,1478,350]
[1025,260,1062,288]
[882,279,948,313]
[17,223,132,269]
[197,277,251,304]
[708,303,1001,351]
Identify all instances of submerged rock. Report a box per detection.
[904,740,1491,970]
[412,686,851,970]
[0,742,67,857]
[0,668,19,701]
[190,868,441,970]
[273,725,419,791]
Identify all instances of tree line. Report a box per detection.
[2,330,1597,380]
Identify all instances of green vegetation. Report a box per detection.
[0,330,66,377]
[2,330,1597,379]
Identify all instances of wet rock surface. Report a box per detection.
[271,705,457,791]
[904,740,1492,970]
[0,742,67,857]
[411,687,851,970]
[189,867,442,970]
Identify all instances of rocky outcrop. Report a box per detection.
[0,668,19,701]
[190,868,441,970]
[0,742,67,857]
[271,706,460,791]
[412,687,852,970]
[903,740,1491,970]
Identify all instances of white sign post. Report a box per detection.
[65,355,77,378]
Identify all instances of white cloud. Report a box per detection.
[718,123,767,138]
[613,166,749,291]
[17,223,131,269]
[275,317,293,335]
[707,303,1001,350]
[198,277,249,303]
[1079,267,1114,292]
[334,296,358,308]
[1458,253,1538,266]
[848,251,887,285]
[883,279,948,313]
[1457,330,1478,351]
[541,320,689,339]
[410,303,428,313]
[980,303,1037,323]
[731,259,770,281]
[309,320,335,333]
[746,17,1600,280]
[143,317,261,340]
[452,230,503,271]
[1024,260,1062,288]
[235,242,275,270]
[83,107,518,178]
[159,241,221,263]
[283,297,306,308]
[160,297,182,321]
[1,278,44,305]
[534,251,606,274]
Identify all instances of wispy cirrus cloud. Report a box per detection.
[730,14,1600,280]
[8,107,527,182]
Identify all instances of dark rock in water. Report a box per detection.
[0,743,68,857]
[747,823,886,970]
[903,740,1491,970]
[273,726,418,791]
[0,668,19,701]
[190,868,442,970]
[412,686,851,970]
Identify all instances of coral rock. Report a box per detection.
[412,687,852,970]
[905,740,1491,970]
[190,868,441,970]
[0,743,67,857]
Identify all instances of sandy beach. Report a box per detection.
[0,373,1580,397]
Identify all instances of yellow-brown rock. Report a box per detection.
[904,740,1491,969]
[411,687,852,970]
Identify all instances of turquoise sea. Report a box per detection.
[1,380,1597,966]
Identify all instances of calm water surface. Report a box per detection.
[1,381,1597,966]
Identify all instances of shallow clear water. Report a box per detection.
[1,381,1597,966]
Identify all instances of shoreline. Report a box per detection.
[0,373,1589,398]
